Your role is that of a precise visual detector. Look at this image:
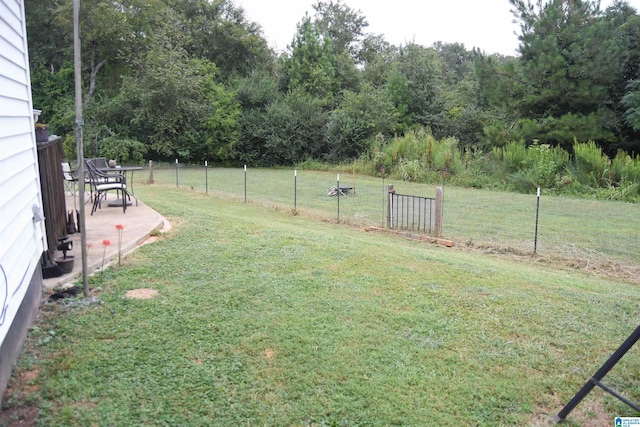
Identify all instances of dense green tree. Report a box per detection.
[510,0,632,149]
[29,64,75,137]
[236,71,281,165]
[325,86,399,161]
[623,80,640,131]
[514,0,623,117]
[312,0,368,58]
[56,0,162,108]
[438,76,486,147]
[107,14,240,162]
[393,44,446,134]
[165,0,273,79]
[433,42,474,85]
[615,8,640,150]
[360,34,396,87]
[25,0,640,167]
[385,68,412,133]
[282,17,337,98]
[25,0,70,74]
[282,2,367,98]
[311,1,367,93]
[262,90,329,165]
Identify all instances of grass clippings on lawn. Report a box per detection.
[124,288,158,299]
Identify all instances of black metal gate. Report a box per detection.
[389,192,436,234]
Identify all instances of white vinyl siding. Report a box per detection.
[0,0,46,343]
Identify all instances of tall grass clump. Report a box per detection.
[573,140,609,187]
[452,148,498,189]
[350,128,464,183]
[492,140,569,192]
[495,140,528,173]
[599,151,640,200]
[611,151,640,183]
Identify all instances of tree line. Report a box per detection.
[27,0,640,175]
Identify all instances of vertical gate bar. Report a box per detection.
[389,193,393,228]
[397,194,400,229]
[429,198,433,234]
[431,198,434,233]
[405,195,408,230]
[424,197,427,232]
[391,193,395,228]
[392,193,394,228]
[423,197,426,233]
[401,195,404,229]
[406,195,409,230]
[413,196,417,231]
[393,194,396,229]
[395,194,399,229]
[394,194,397,229]
[416,197,419,232]
[399,195,403,229]
[399,195,402,229]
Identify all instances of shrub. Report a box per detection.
[611,151,640,184]
[100,136,148,164]
[573,141,608,186]
[397,159,424,182]
[496,140,527,173]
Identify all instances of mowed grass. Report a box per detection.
[151,166,640,270]
[6,181,640,425]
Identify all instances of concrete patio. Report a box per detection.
[43,191,168,289]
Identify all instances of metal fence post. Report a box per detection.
[387,184,394,228]
[435,186,443,237]
[534,187,541,254]
[337,174,340,223]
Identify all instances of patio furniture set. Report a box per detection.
[61,158,141,215]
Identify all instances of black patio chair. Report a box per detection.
[61,162,79,209]
[85,159,128,215]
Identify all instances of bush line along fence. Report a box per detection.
[136,160,640,267]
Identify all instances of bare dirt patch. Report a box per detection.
[458,241,640,285]
[528,399,614,427]
[0,369,41,426]
[265,348,275,360]
[0,405,39,427]
[124,288,158,299]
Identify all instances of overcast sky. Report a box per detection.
[237,0,640,56]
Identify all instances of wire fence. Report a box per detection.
[132,162,640,268]
[146,163,389,228]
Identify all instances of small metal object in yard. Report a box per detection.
[381,165,386,227]
[56,236,73,256]
[148,160,154,184]
[337,174,340,222]
[534,187,541,254]
[552,324,640,423]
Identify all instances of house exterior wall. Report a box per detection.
[0,0,47,403]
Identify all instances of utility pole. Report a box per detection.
[74,0,89,296]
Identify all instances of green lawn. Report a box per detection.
[4,177,640,426]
